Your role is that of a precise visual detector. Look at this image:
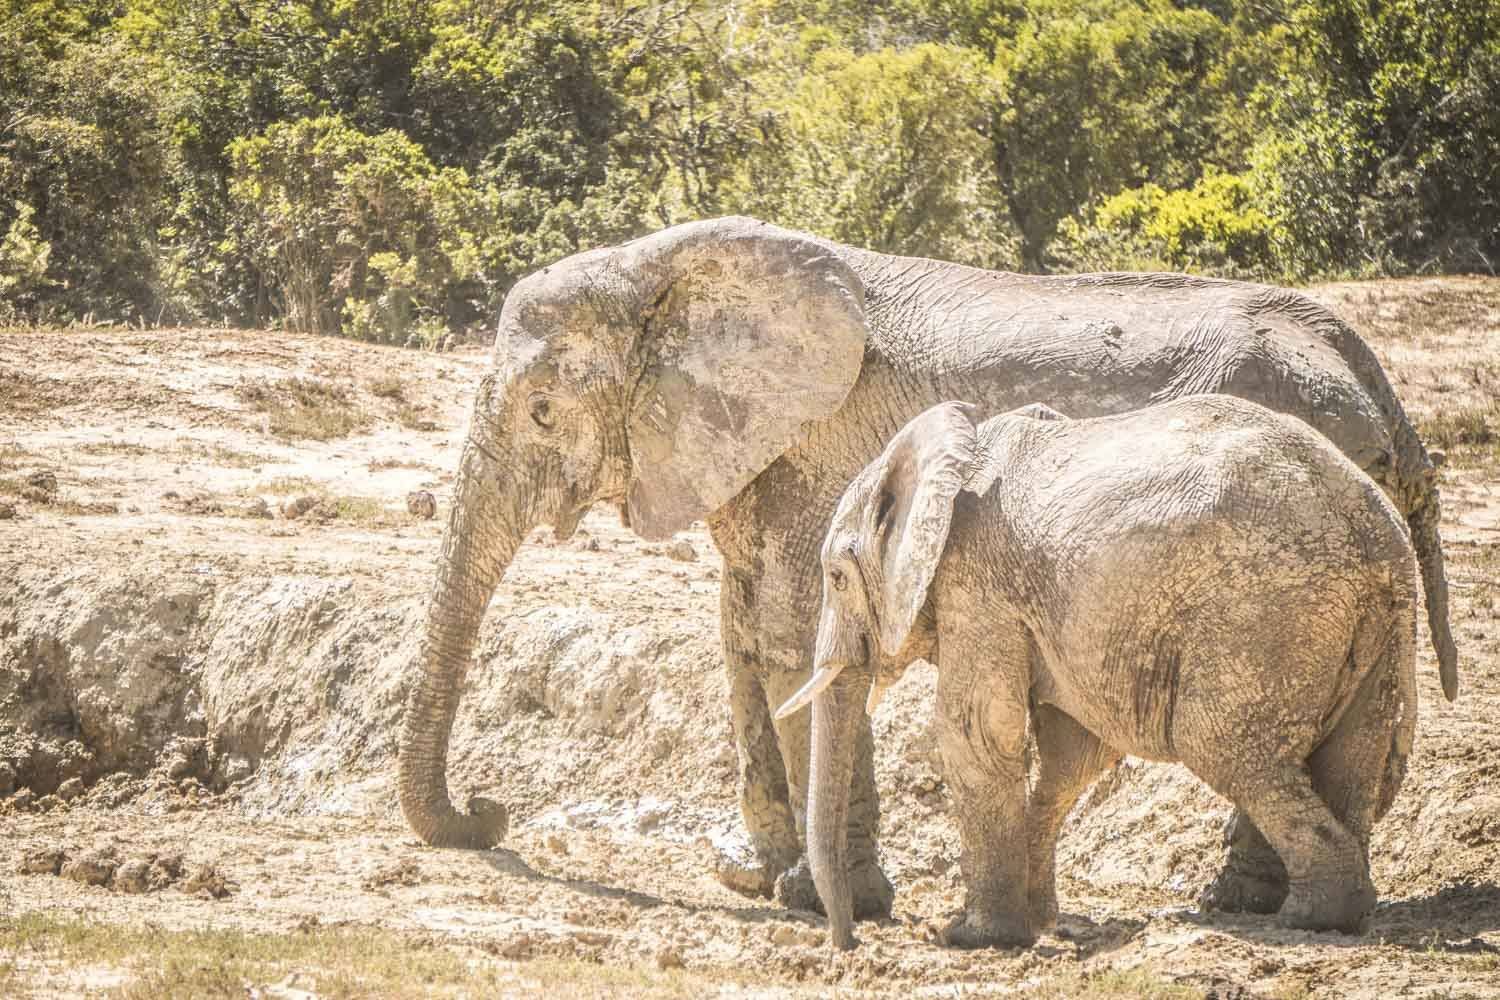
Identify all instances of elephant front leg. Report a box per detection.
[935,628,1034,948]
[714,645,801,899]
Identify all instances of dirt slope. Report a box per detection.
[1,278,1499,998]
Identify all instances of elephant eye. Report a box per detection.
[830,569,847,592]
[528,393,555,430]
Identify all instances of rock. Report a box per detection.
[243,497,272,519]
[56,777,85,802]
[770,924,800,947]
[665,539,697,562]
[0,501,15,519]
[17,847,66,875]
[165,754,195,780]
[405,490,437,519]
[571,929,612,947]
[148,853,183,890]
[361,859,420,891]
[61,847,119,887]
[33,794,60,813]
[111,858,153,894]
[182,862,232,898]
[9,788,35,811]
[496,934,533,959]
[655,945,685,970]
[222,756,254,784]
[281,495,320,520]
[25,470,58,497]
[634,800,671,834]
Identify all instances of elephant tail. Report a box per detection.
[1392,415,1459,702]
[1374,563,1420,822]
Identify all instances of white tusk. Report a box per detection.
[773,666,842,720]
[865,676,889,716]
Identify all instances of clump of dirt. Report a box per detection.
[20,844,196,895]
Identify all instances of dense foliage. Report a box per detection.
[2,0,1496,338]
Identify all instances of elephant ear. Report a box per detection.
[866,402,978,657]
[623,218,868,540]
[963,401,1070,497]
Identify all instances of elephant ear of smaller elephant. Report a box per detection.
[963,404,1069,499]
[622,225,868,540]
[869,402,978,656]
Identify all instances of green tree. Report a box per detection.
[227,115,480,342]
[987,0,1235,271]
[728,43,1013,266]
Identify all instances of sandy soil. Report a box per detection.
[1,277,1498,998]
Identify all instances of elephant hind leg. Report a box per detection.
[1027,705,1120,930]
[1199,757,1375,934]
[1310,616,1413,853]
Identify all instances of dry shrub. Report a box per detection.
[237,376,367,441]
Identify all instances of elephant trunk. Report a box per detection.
[398,430,525,848]
[807,662,871,951]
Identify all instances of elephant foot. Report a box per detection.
[938,911,1035,950]
[1201,811,1289,914]
[773,857,895,919]
[1027,885,1059,931]
[1278,876,1375,935]
[1198,864,1289,915]
[712,846,781,900]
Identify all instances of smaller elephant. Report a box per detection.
[779,394,1423,950]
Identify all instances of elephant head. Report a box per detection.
[398,217,870,849]
[775,400,1065,949]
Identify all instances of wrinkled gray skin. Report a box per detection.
[397,216,1456,921]
[794,397,1422,950]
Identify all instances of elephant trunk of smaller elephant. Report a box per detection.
[398,435,524,849]
[807,662,871,951]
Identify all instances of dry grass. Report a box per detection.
[366,374,407,401]
[0,911,788,999]
[360,373,441,431]
[396,401,439,431]
[1318,280,1500,347]
[178,441,272,469]
[240,477,401,527]
[0,442,38,468]
[1460,544,1500,615]
[1420,401,1500,468]
[245,475,321,496]
[237,376,368,442]
[366,457,430,472]
[1017,967,1203,999]
[75,441,152,457]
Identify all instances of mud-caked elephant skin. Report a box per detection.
[396,216,1455,920]
[787,397,1425,950]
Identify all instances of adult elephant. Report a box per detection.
[397,216,1457,919]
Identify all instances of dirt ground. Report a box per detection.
[1,276,1499,998]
